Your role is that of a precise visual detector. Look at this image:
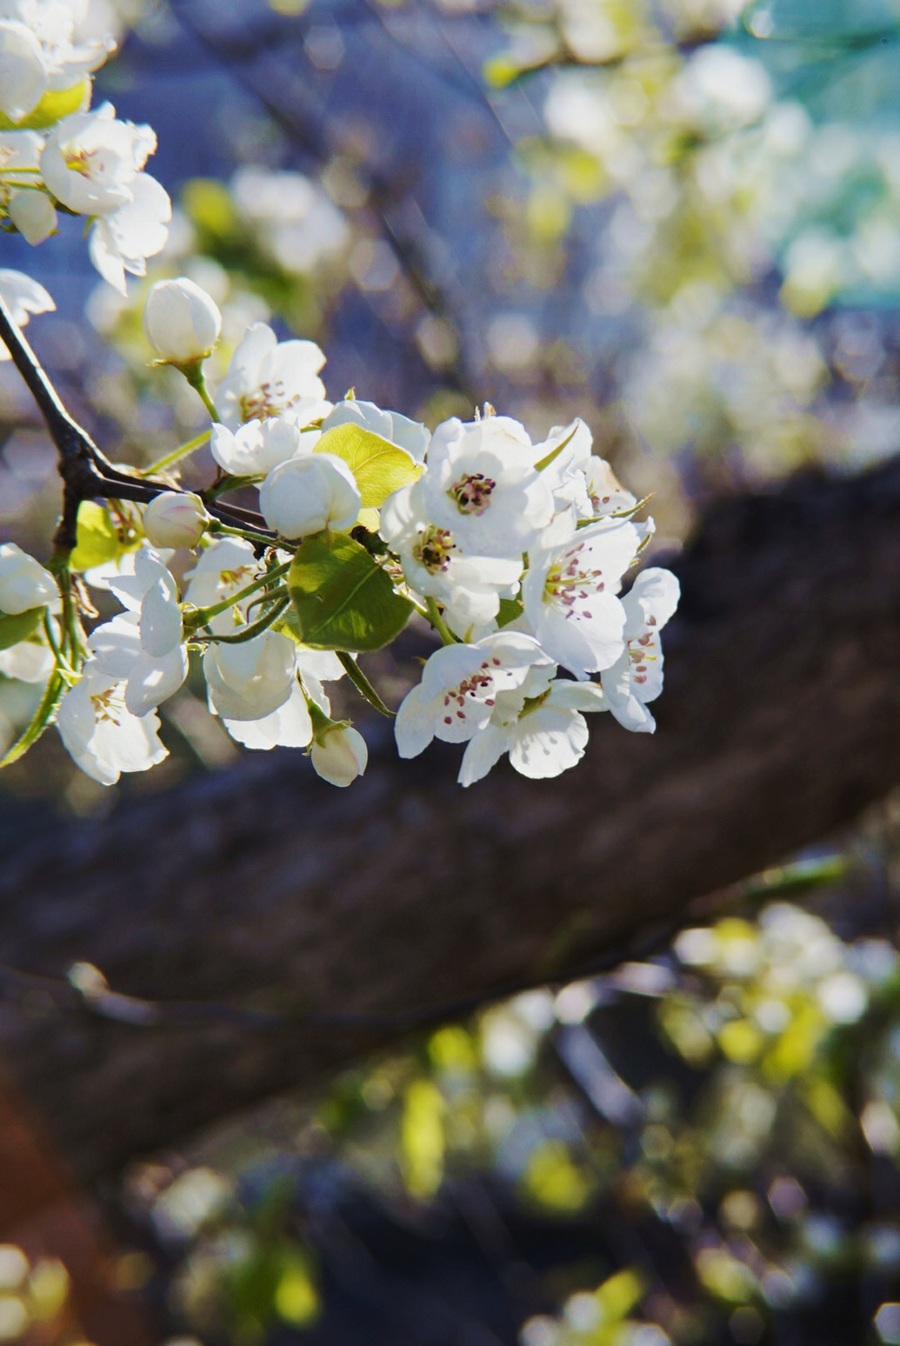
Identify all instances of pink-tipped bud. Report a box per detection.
[143,491,208,549]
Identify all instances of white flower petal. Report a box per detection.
[223,681,313,750]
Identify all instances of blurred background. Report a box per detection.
[3,0,900,1342]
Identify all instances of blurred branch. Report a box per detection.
[2,454,900,1195]
[170,0,484,405]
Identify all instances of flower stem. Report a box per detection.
[143,428,211,476]
[208,520,278,550]
[193,596,290,645]
[184,560,292,631]
[182,363,219,421]
[426,597,456,646]
[42,612,76,678]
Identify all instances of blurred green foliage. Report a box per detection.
[110,843,900,1345]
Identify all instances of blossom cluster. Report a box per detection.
[0,277,679,790]
[0,0,170,300]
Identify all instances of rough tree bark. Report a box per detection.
[2,456,900,1191]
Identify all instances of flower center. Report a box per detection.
[441,657,503,724]
[63,146,97,178]
[413,526,455,574]
[449,472,496,516]
[90,686,125,726]
[240,380,301,422]
[544,542,605,621]
[629,634,657,685]
[220,565,256,587]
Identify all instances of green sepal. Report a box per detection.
[0,607,43,651]
[288,532,412,652]
[534,421,580,473]
[337,651,393,717]
[0,80,91,131]
[314,424,420,509]
[495,598,524,628]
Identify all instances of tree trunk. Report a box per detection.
[2,458,900,1187]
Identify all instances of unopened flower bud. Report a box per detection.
[143,277,222,366]
[0,542,59,614]
[143,491,208,549]
[310,722,368,787]
[259,453,360,540]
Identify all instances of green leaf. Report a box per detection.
[69,502,134,572]
[401,1079,446,1199]
[288,532,412,652]
[314,423,420,509]
[0,607,42,652]
[181,178,241,242]
[0,80,91,131]
[273,1249,319,1326]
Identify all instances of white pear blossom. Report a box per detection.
[381,483,521,637]
[209,417,317,478]
[0,1,114,119]
[395,631,553,757]
[0,636,52,683]
[323,399,430,462]
[88,170,171,294]
[143,491,208,550]
[0,542,59,613]
[310,722,368,787]
[183,536,262,636]
[1,129,58,243]
[420,415,554,558]
[89,545,187,715]
[259,452,360,539]
[204,630,296,721]
[0,125,41,167]
[459,668,608,786]
[56,665,167,785]
[0,268,54,358]
[533,418,637,522]
[583,456,637,520]
[600,567,680,732]
[41,103,157,214]
[223,680,313,751]
[0,19,47,121]
[216,322,330,431]
[89,612,188,717]
[143,276,221,365]
[521,514,640,679]
[222,646,346,751]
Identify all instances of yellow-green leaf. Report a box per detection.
[596,1267,646,1322]
[0,80,91,131]
[314,423,420,508]
[273,1250,319,1326]
[69,502,136,572]
[181,178,240,242]
[401,1079,445,1199]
